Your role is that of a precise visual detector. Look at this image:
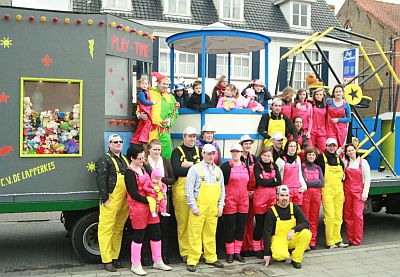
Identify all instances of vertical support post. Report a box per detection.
[265,43,269,97]
[170,44,175,90]
[391,84,400,132]
[228,52,231,84]
[201,34,206,128]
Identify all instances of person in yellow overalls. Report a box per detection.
[257,98,297,147]
[263,185,311,269]
[185,144,226,272]
[95,134,130,272]
[316,138,349,249]
[170,126,201,263]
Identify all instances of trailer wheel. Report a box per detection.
[71,211,101,263]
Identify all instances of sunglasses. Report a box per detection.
[111,140,123,144]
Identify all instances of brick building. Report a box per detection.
[337,0,400,117]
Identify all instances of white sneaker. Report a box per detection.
[131,264,147,276]
[160,212,171,217]
[336,242,349,248]
[329,244,338,249]
[153,261,172,271]
[151,212,157,218]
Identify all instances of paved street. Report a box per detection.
[1,211,400,276]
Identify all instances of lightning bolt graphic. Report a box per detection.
[88,39,94,59]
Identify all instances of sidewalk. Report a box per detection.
[15,241,400,277]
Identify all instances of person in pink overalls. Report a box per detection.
[220,144,250,263]
[326,85,351,147]
[125,145,171,276]
[289,116,309,162]
[292,88,313,139]
[252,146,281,259]
[276,86,295,120]
[310,88,327,154]
[276,140,307,206]
[239,135,258,257]
[343,143,371,246]
[301,147,324,250]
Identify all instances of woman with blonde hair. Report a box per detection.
[276,86,296,120]
[211,75,228,107]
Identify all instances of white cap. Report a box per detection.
[202,144,217,153]
[230,143,243,152]
[201,124,216,133]
[108,134,122,143]
[277,185,290,194]
[183,126,198,135]
[239,134,254,144]
[326,138,338,145]
[271,132,285,141]
[271,98,282,105]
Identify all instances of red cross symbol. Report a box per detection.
[42,54,53,68]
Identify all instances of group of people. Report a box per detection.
[153,75,271,112]
[95,76,371,275]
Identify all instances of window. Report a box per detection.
[292,2,309,28]
[221,0,243,21]
[216,53,251,80]
[159,38,197,77]
[21,77,82,157]
[102,0,132,12]
[287,50,321,89]
[164,0,191,16]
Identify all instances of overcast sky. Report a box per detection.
[11,0,400,14]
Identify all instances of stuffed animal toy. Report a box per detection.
[64,140,79,154]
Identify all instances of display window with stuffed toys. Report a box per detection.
[20,78,82,157]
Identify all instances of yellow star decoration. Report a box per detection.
[0,37,13,48]
[86,162,96,172]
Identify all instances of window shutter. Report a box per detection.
[252,50,260,80]
[279,47,288,91]
[198,54,203,78]
[208,54,216,78]
[152,36,159,72]
[322,51,329,86]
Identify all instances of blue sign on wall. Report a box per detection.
[343,49,358,83]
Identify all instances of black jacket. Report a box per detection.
[95,151,128,203]
[187,93,213,111]
[257,112,298,140]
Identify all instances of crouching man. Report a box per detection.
[263,185,311,269]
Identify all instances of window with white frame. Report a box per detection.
[221,0,243,21]
[101,0,132,12]
[216,53,251,80]
[164,0,191,16]
[159,38,197,77]
[292,2,309,28]
[287,50,321,90]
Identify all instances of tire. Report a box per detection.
[71,211,101,263]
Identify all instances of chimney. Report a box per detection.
[328,4,336,14]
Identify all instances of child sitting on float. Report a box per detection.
[217,84,240,111]
[241,87,264,112]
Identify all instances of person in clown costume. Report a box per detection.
[263,185,311,269]
[146,72,179,159]
[185,144,225,272]
[258,98,297,146]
